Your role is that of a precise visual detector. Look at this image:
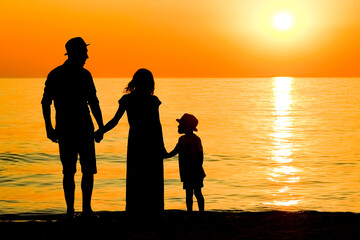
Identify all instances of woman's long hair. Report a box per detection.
[125,68,155,95]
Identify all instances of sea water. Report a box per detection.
[0,77,359,214]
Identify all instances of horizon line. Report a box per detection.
[2,75,360,79]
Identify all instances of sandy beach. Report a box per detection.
[1,210,359,240]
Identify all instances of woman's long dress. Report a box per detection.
[119,92,165,214]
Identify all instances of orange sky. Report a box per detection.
[1,0,360,78]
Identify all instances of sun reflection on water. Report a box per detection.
[265,77,300,209]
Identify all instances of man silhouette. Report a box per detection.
[41,37,104,219]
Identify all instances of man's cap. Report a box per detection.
[65,37,89,55]
[176,113,198,131]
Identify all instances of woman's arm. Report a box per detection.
[103,104,125,133]
[94,103,125,142]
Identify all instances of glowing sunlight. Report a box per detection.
[266,77,300,208]
[273,12,294,31]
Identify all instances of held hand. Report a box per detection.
[94,130,104,143]
[46,127,58,143]
[162,148,170,159]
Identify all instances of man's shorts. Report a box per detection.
[58,135,97,175]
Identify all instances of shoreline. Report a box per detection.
[1,210,359,239]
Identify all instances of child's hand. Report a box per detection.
[94,130,103,143]
[163,147,178,159]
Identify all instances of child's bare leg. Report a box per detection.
[185,189,193,212]
[194,188,204,212]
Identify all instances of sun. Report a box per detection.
[273,12,293,31]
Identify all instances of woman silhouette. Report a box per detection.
[95,69,166,215]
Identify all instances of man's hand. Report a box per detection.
[94,130,103,143]
[46,127,58,143]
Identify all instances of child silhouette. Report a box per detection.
[165,113,206,213]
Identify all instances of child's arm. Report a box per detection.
[164,144,179,158]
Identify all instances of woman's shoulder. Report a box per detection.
[152,95,161,105]
[142,94,162,105]
[118,93,161,104]
[118,93,131,104]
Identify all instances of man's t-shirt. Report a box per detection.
[41,60,99,137]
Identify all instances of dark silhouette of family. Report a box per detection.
[41,37,206,220]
